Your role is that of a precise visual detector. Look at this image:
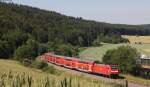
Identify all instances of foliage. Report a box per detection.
[0,40,13,58]
[25,59,59,75]
[2,29,28,48]
[0,2,149,60]
[21,59,32,67]
[93,33,129,44]
[102,46,141,74]
[0,2,126,59]
[31,60,48,69]
[42,65,57,74]
[54,44,79,57]
[13,39,39,61]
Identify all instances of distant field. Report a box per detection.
[0,59,121,87]
[79,43,123,61]
[79,43,150,62]
[123,35,150,44]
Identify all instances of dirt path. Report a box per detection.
[47,62,150,87]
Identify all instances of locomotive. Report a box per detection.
[41,52,119,77]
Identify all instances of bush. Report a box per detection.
[102,46,141,74]
[21,59,32,67]
[31,60,48,69]
[42,65,56,74]
[0,40,13,58]
[31,60,59,75]
[13,39,39,61]
[54,44,78,57]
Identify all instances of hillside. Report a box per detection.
[0,2,150,44]
[0,2,150,59]
[0,2,127,46]
[0,59,122,87]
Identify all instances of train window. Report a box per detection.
[65,59,72,61]
[78,61,88,64]
[111,66,118,70]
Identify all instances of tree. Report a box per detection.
[14,39,39,61]
[78,36,84,46]
[102,46,141,75]
[55,44,73,57]
[0,40,13,58]
[2,29,28,49]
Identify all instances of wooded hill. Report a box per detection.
[0,2,150,59]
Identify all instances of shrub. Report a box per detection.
[0,40,13,58]
[42,65,56,74]
[31,60,48,69]
[13,39,39,61]
[21,59,32,67]
[102,45,141,74]
[31,60,59,75]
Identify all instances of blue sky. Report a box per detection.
[12,0,150,25]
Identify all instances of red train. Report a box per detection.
[41,52,119,77]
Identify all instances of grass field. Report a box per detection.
[79,43,123,61]
[79,43,150,62]
[123,35,150,44]
[123,35,150,55]
[0,59,123,87]
[122,74,150,86]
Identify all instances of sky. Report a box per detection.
[12,0,150,25]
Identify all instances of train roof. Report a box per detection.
[44,52,118,65]
[53,54,95,63]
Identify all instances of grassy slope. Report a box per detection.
[0,59,55,80]
[123,74,150,85]
[79,43,150,62]
[0,59,121,87]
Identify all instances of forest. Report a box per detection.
[0,2,150,61]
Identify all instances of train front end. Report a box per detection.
[109,65,120,77]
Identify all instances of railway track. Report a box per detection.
[47,62,149,87]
